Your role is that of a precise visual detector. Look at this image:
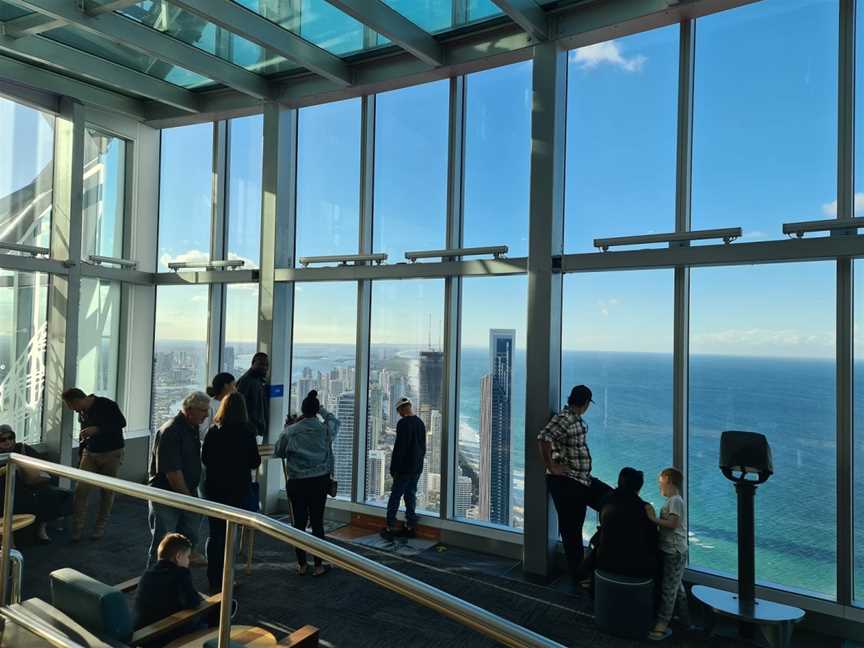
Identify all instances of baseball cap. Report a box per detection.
[568,385,595,408]
[395,397,412,411]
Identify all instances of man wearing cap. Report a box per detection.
[537,384,612,584]
[381,397,426,540]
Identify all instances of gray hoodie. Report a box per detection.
[274,409,339,480]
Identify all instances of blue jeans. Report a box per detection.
[386,474,420,528]
[147,500,201,566]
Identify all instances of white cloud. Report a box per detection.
[691,328,835,358]
[159,249,209,270]
[598,298,620,318]
[821,193,864,217]
[572,41,646,73]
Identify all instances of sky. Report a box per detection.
[0,0,852,358]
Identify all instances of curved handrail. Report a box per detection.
[0,453,565,648]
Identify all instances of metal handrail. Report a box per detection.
[0,454,564,648]
[0,604,86,648]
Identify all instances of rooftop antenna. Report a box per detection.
[427,314,432,350]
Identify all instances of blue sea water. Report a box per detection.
[286,343,852,598]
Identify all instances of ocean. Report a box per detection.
[158,339,849,599]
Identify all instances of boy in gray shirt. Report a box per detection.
[647,467,689,640]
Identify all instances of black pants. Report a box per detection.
[206,492,244,591]
[547,475,612,578]
[286,474,329,567]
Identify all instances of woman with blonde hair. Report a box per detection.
[201,392,260,592]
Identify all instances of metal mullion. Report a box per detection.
[442,76,466,520]
[523,41,567,580]
[673,19,694,510]
[837,0,856,606]
[207,121,229,378]
[353,94,375,504]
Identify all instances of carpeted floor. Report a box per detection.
[14,497,850,647]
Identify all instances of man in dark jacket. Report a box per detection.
[147,391,208,566]
[235,352,269,440]
[381,397,426,540]
[62,387,126,541]
[0,425,72,543]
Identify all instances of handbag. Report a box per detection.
[324,419,338,498]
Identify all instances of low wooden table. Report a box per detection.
[165,624,277,647]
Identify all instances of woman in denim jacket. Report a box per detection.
[274,390,339,576]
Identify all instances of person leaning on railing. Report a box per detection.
[274,390,339,577]
[201,392,261,593]
[62,387,127,542]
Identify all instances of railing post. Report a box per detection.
[0,462,17,605]
[217,520,237,648]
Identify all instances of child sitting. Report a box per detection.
[647,467,690,641]
[134,532,204,641]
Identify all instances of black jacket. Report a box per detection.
[236,370,268,439]
[594,488,658,579]
[202,422,261,505]
[79,396,126,453]
[390,415,426,477]
[133,560,202,629]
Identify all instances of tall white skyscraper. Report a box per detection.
[334,391,355,498]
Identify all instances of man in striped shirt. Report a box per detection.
[537,384,612,583]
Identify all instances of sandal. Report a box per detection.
[313,564,331,577]
[648,628,672,641]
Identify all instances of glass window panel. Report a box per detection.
[158,124,213,271]
[692,0,838,241]
[151,285,209,429]
[290,282,357,499]
[227,115,262,269]
[296,99,361,260]
[456,276,527,529]
[222,284,259,376]
[77,279,120,400]
[464,62,531,257]
[0,97,53,249]
[856,1,864,205]
[373,81,448,263]
[45,26,211,89]
[561,270,673,539]
[122,2,296,76]
[83,129,126,260]
[857,260,864,600]
[467,0,502,22]
[689,263,836,597]
[382,1,450,32]
[366,280,444,515]
[565,26,678,252]
[0,270,48,444]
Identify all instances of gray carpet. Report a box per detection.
[14,497,845,647]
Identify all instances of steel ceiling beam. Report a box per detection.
[0,33,200,112]
[1,0,142,38]
[166,0,352,86]
[324,0,443,66]
[489,0,548,41]
[3,0,273,99]
[0,53,146,117]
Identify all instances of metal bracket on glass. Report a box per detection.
[594,228,743,252]
[87,255,138,269]
[782,218,864,239]
[297,254,388,268]
[0,242,50,257]
[167,259,245,272]
[404,246,509,263]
